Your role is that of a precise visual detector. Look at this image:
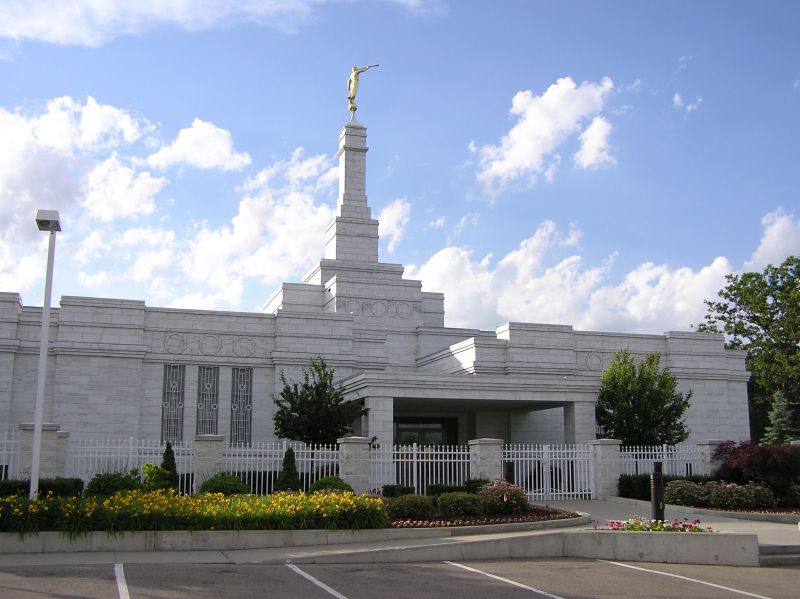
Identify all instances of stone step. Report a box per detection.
[759,554,800,567]
[759,544,800,556]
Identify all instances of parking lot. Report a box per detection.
[1,558,799,599]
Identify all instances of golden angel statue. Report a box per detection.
[347,64,379,112]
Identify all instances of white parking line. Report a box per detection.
[444,561,566,599]
[114,563,130,599]
[286,564,350,599]
[600,560,775,599]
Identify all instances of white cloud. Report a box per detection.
[82,154,166,221]
[406,218,780,334]
[745,208,800,270]
[146,118,251,171]
[428,216,446,229]
[77,271,109,287]
[128,249,174,282]
[672,93,684,108]
[476,76,614,191]
[378,198,411,253]
[448,212,480,244]
[0,1,317,47]
[574,116,616,169]
[673,93,703,113]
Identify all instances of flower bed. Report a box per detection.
[602,516,713,532]
[0,489,387,534]
[389,505,579,528]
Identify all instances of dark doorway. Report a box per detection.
[394,417,458,445]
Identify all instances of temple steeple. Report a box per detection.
[324,119,379,262]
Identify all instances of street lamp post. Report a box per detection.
[29,209,61,500]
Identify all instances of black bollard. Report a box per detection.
[651,461,665,521]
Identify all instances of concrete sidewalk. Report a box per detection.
[548,497,800,546]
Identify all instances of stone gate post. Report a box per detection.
[19,423,67,480]
[193,434,225,494]
[469,438,504,482]
[590,438,621,498]
[695,439,725,477]
[338,436,371,493]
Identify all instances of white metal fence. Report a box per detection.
[620,444,703,477]
[0,431,20,481]
[369,444,470,495]
[65,438,195,494]
[503,444,593,500]
[223,442,339,494]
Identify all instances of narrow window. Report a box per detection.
[230,367,252,446]
[196,366,219,435]
[162,365,185,444]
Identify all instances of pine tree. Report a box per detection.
[160,441,179,489]
[762,391,799,444]
[275,447,302,491]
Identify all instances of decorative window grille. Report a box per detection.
[161,365,185,444]
[230,367,252,446]
[196,366,219,435]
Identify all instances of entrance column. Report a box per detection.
[363,396,393,449]
[564,401,596,443]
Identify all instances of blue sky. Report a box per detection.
[1,0,798,333]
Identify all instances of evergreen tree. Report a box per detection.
[595,349,692,446]
[160,441,179,489]
[275,447,301,491]
[273,357,368,446]
[762,391,800,444]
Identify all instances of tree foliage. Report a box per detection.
[273,357,368,446]
[160,441,178,489]
[595,349,692,445]
[762,391,799,444]
[275,447,301,491]
[698,256,800,439]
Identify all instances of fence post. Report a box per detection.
[695,439,725,477]
[56,430,70,478]
[590,438,622,498]
[18,423,65,480]
[468,438,504,482]
[337,436,371,494]
[193,434,225,494]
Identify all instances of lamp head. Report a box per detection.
[35,209,61,232]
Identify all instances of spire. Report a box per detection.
[324,120,379,262]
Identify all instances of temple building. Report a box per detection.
[0,116,751,447]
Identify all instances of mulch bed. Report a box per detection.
[388,505,580,528]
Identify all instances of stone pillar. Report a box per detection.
[364,396,393,449]
[695,439,725,477]
[338,436,371,494]
[56,431,70,478]
[590,438,622,498]
[469,438,504,482]
[193,434,225,494]
[19,423,64,479]
[564,401,596,443]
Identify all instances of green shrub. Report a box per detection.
[381,484,414,498]
[436,491,482,518]
[275,448,302,491]
[198,473,250,495]
[161,442,179,489]
[717,441,800,497]
[142,464,172,491]
[618,474,717,501]
[388,494,435,520]
[664,480,711,507]
[781,483,800,508]
[707,482,776,510]
[85,471,141,496]
[426,484,463,496]
[0,478,84,498]
[463,478,491,494]
[478,480,529,515]
[309,476,353,494]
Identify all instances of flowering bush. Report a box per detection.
[706,482,776,510]
[664,480,711,507]
[477,480,529,515]
[715,441,800,501]
[606,516,713,533]
[0,489,388,535]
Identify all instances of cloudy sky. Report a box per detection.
[1,0,798,333]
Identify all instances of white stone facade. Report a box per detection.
[0,119,751,446]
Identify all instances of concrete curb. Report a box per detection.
[0,514,590,554]
[601,495,800,524]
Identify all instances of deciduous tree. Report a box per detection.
[595,349,691,445]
